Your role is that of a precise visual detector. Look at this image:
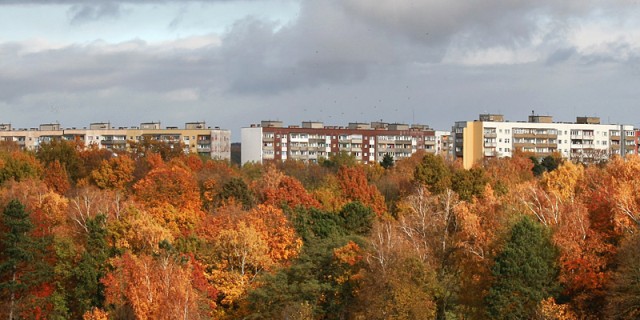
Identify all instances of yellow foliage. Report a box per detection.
[537,297,577,320]
[82,308,109,320]
[542,161,584,200]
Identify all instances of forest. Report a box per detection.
[1,139,639,320]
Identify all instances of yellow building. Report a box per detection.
[453,114,636,169]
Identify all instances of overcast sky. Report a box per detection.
[1,0,639,140]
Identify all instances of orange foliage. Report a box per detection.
[82,308,109,320]
[337,166,387,216]
[133,163,201,211]
[260,173,321,209]
[333,241,363,267]
[247,204,303,263]
[43,160,70,195]
[91,155,135,191]
[103,252,208,319]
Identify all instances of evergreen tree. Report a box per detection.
[380,154,395,169]
[485,216,559,319]
[71,214,110,318]
[0,200,35,320]
[218,177,255,209]
[339,202,374,236]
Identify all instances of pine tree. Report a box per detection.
[485,216,559,319]
[72,214,109,318]
[380,154,394,169]
[0,200,35,320]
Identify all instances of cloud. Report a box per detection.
[0,35,223,102]
[2,0,640,135]
[68,3,122,24]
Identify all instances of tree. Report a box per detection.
[337,166,387,216]
[451,167,487,201]
[356,221,437,319]
[485,216,559,320]
[218,177,255,210]
[71,215,110,318]
[321,152,357,171]
[338,202,374,236]
[606,233,640,319]
[133,163,201,211]
[102,247,208,319]
[380,154,395,170]
[43,160,71,195]
[414,153,451,194]
[37,140,84,182]
[90,155,135,191]
[0,151,43,184]
[0,200,37,319]
[397,186,461,320]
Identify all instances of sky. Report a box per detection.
[1,0,640,141]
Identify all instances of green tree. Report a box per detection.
[36,140,83,181]
[531,155,560,177]
[414,153,451,194]
[321,152,357,170]
[380,154,395,170]
[451,167,487,201]
[0,151,43,184]
[541,155,560,172]
[0,200,36,319]
[71,214,110,318]
[485,216,559,319]
[218,177,255,209]
[338,202,374,236]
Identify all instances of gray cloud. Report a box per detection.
[2,0,640,137]
[546,48,577,66]
[68,3,122,24]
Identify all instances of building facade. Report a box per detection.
[0,122,231,160]
[241,120,451,164]
[454,114,636,169]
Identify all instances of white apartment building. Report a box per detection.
[454,114,636,169]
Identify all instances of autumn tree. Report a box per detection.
[133,163,201,211]
[0,151,43,184]
[43,160,71,195]
[414,153,451,194]
[337,166,386,216]
[91,155,135,191]
[37,140,85,182]
[397,186,461,320]
[451,166,487,201]
[321,151,357,170]
[605,233,640,319]
[485,216,559,319]
[103,244,210,319]
[355,221,437,319]
[128,136,185,161]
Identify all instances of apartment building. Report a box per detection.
[241,120,451,164]
[0,121,231,160]
[453,114,636,169]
